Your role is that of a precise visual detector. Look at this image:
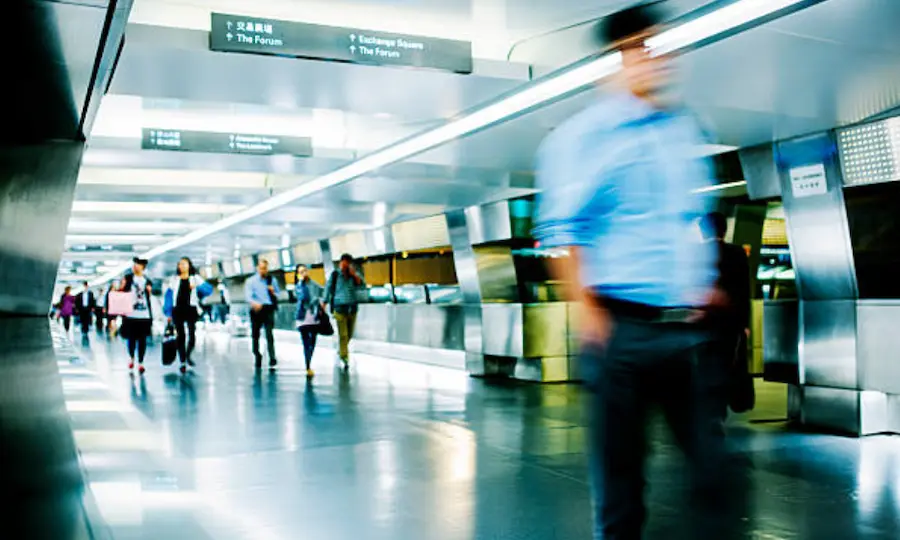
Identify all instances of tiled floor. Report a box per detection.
[51,324,900,539]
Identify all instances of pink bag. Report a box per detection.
[106,291,134,317]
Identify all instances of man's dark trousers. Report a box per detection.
[582,314,735,540]
[250,308,277,365]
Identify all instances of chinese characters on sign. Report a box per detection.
[209,13,473,74]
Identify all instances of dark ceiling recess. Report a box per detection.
[711,150,745,183]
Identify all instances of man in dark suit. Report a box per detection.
[75,281,96,335]
[701,212,753,421]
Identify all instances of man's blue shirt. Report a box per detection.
[245,273,279,306]
[534,92,717,307]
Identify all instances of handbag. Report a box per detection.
[315,308,334,336]
[728,333,755,413]
[161,323,177,366]
[107,291,134,317]
[197,281,214,300]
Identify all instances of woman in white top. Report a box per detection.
[164,257,206,374]
[120,258,153,375]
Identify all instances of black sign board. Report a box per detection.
[142,129,313,157]
[210,13,473,74]
[69,244,134,253]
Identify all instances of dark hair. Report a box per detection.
[294,264,308,274]
[83,281,89,287]
[176,256,197,276]
[700,212,728,240]
[133,257,149,267]
[595,1,666,47]
[339,253,353,263]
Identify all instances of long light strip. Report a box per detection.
[90,0,813,286]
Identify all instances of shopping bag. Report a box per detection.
[162,323,177,366]
[315,309,334,337]
[107,291,134,317]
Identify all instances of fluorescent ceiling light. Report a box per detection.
[77,168,268,189]
[66,235,171,244]
[91,0,813,286]
[67,220,198,233]
[693,181,748,194]
[73,201,245,215]
[648,0,812,54]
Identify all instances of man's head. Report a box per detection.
[596,1,670,102]
[700,212,728,241]
[82,281,89,290]
[132,257,148,275]
[257,258,269,277]
[339,253,353,272]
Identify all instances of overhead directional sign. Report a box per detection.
[142,129,313,157]
[209,13,473,74]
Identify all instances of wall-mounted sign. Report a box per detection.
[142,128,312,157]
[789,164,828,198]
[210,13,473,74]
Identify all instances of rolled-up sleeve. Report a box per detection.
[533,132,606,248]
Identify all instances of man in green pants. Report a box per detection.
[325,253,365,368]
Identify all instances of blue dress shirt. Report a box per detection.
[534,92,717,307]
[244,273,280,306]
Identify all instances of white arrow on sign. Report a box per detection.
[349,45,357,54]
[350,34,356,42]
[227,33,234,41]
[227,21,233,30]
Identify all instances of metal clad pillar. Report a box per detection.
[776,132,861,434]
[447,209,487,375]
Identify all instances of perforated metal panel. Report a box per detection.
[839,118,900,187]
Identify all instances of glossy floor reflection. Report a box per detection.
[55,325,900,539]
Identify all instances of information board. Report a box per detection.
[142,129,312,157]
[210,13,473,74]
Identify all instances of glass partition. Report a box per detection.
[845,181,900,298]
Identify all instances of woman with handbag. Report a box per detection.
[294,264,325,379]
[163,257,210,374]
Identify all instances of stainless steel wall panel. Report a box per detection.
[801,386,860,435]
[801,300,858,389]
[763,300,800,383]
[465,201,512,245]
[463,304,483,354]
[860,391,890,436]
[355,304,390,342]
[351,340,466,370]
[447,209,482,305]
[0,142,84,315]
[740,144,782,200]
[855,302,900,394]
[514,357,570,383]
[888,394,900,434]
[481,304,523,357]
[777,133,857,301]
[522,303,569,358]
[473,245,519,302]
